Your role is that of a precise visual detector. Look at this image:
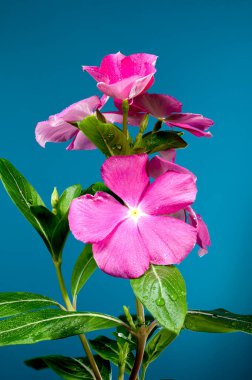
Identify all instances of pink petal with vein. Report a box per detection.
[35,120,77,147]
[187,207,211,256]
[66,131,96,150]
[165,113,214,137]
[93,218,150,278]
[132,93,182,117]
[101,154,149,208]
[69,192,128,243]
[138,215,197,265]
[148,155,196,181]
[139,171,197,215]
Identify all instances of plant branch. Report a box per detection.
[122,99,129,136]
[53,260,102,380]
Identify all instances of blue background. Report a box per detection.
[0,0,252,379]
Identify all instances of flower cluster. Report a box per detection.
[35,52,212,279]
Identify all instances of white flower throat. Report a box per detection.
[128,207,146,223]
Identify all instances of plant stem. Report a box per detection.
[53,260,102,380]
[118,363,125,380]
[140,365,148,380]
[129,326,147,380]
[122,99,129,136]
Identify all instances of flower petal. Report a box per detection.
[66,131,96,151]
[35,120,77,147]
[160,149,176,162]
[165,113,214,137]
[187,207,211,256]
[138,215,197,264]
[148,155,197,181]
[103,112,143,126]
[93,218,150,278]
[101,154,149,208]
[58,96,102,122]
[97,74,154,100]
[69,191,128,243]
[139,171,197,215]
[132,93,182,118]
[82,65,109,83]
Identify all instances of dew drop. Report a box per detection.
[170,293,178,301]
[155,297,165,306]
[116,144,122,150]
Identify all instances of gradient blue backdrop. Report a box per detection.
[0,0,251,379]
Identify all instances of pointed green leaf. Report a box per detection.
[144,328,176,366]
[56,184,82,216]
[90,336,134,373]
[0,310,124,346]
[134,131,187,154]
[185,309,252,334]
[71,245,97,299]
[79,116,132,156]
[25,355,111,380]
[0,292,61,318]
[131,265,187,334]
[0,158,52,249]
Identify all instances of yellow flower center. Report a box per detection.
[128,207,145,222]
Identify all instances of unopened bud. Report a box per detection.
[51,187,59,214]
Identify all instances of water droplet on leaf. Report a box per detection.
[170,293,178,301]
[156,297,165,306]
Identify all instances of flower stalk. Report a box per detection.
[53,260,102,380]
[122,99,129,136]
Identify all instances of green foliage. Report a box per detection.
[131,265,187,335]
[0,292,62,318]
[79,116,132,156]
[133,131,187,154]
[90,335,135,373]
[185,309,252,334]
[71,244,97,301]
[25,355,111,380]
[0,158,81,260]
[144,328,176,366]
[0,309,123,346]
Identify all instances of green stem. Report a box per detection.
[141,365,148,380]
[122,99,129,136]
[118,363,125,380]
[53,260,102,380]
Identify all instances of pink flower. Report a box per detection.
[82,52,157,100]
[116,93,214,137]
[35,96,102,150]
[35,95,139,150]
[69,154,197,279]
[148,151,211,255]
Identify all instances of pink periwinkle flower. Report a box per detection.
[82,52,157,100]
[148,150,211,255]
[35,96,102,150]
[35,95,140,150]
[69,154,197,279]
[116,93,214,137]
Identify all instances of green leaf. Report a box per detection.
[0,159,82,259]
[131,265,187,335]
[56,185,82,217]
[79,116,132,156]
[134,131,187,154]
[144,328,176,366]
[0,310,124,346]
[0,158,50,247]
[90,336,134,373]
[25,355,111,380]
[71,245,97,300]
[185,309,252,334]
[0,292,61,318]
[82,182,123,205]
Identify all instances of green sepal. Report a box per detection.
[25,355,112,380]
[131,265,187,335]
[185,308,252,334]
[79,116,132,156]
[133,131,187,154]
[71,244,97,301]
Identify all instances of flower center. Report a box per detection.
[128,207,145,223]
